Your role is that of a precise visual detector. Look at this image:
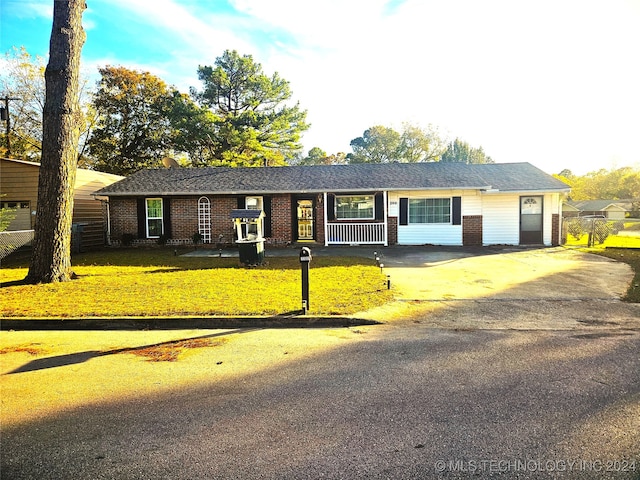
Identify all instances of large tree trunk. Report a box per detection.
[26,0,86,284]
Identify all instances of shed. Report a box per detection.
[0,158,123,249]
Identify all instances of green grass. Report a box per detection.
[588,248,640,302]
[0,248,393,317]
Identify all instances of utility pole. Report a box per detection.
[0,97,20,157]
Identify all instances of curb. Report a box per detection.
[0,316,382,331]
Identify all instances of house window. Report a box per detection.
[409,198,451,224]
[146,198,163,238]
[336,195,374,220]
[245,196,263,236]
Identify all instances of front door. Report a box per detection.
[520,196,543,244]
[296,199,314,241]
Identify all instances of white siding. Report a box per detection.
[398,224,463,245]
[482,194,520,245]
[395,190,471,245]
[464,194,482,215]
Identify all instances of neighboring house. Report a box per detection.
[0,157,123,250]
[95,162,569,247]
[563,200,632,220]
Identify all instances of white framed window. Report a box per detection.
[336,195,374,220]
[409,198,451,224]
[245,196,264,237]
[198,196,211,243]
[146,198,163,238]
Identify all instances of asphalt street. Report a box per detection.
[1,327,639,479]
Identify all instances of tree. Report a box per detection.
[193,50,309,167]
[440,138,494,164]
[347,123,447,164]
[347,125,401,163]
[397,122,447,162]
[566,167,640,201]
[166,91,219,167]
[0,47,46,160]
[88,66,181,175]
[0,47,95,163]
[26,0,86,284]
[295,147,347,165]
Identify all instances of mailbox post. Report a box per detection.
[299,247,312,314]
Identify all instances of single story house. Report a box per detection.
[563,199,633,220]
[0,157,123,250]
[94,162,570,247]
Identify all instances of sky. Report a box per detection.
[2,0,639,175]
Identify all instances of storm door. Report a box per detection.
[520,196,543,244]
[296,199,314,241]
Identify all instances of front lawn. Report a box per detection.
[0,248,393,317]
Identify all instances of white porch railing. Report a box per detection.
[326,222,387,245]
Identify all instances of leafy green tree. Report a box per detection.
[347,123,446,164]
[193,50,309,167]
[88,66,182,175]
[0,47,47,160]
[397,122,447,162]
[567,167,640,201]
[164,90,219,167]
[347,125,401,163]
[440,138,494,164]
[0,47,95,163]
[295,147,347,165]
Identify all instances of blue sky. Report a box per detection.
[2,0,640,175]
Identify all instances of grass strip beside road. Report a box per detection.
[590,248,640,302]
[0,248,393,318]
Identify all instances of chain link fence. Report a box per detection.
[562,217,640,248]
[0,230,34,260]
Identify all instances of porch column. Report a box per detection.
[383,190,388,246]
[323,192,328,246]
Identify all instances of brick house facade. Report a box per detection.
[96,163,569,247]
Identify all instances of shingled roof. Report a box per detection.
[94,162,569,196]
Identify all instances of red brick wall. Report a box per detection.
[270,194,292,244]
[109,197,137,240]
[387,217,398,245]
[552,213,560,246]
[315,193,325,245]
[463,215,483,246]
[210,196,237,244]
[110,193,399,246]
[171,197,198,240]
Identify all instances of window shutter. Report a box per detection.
[263,196,272,237]
[163,198,172,237]
[237,196,246,209]
[399,198,408,225]
[137,198,146,238]
[374,193,384,221]
[326,194,335,221]
[452,197,462,225]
